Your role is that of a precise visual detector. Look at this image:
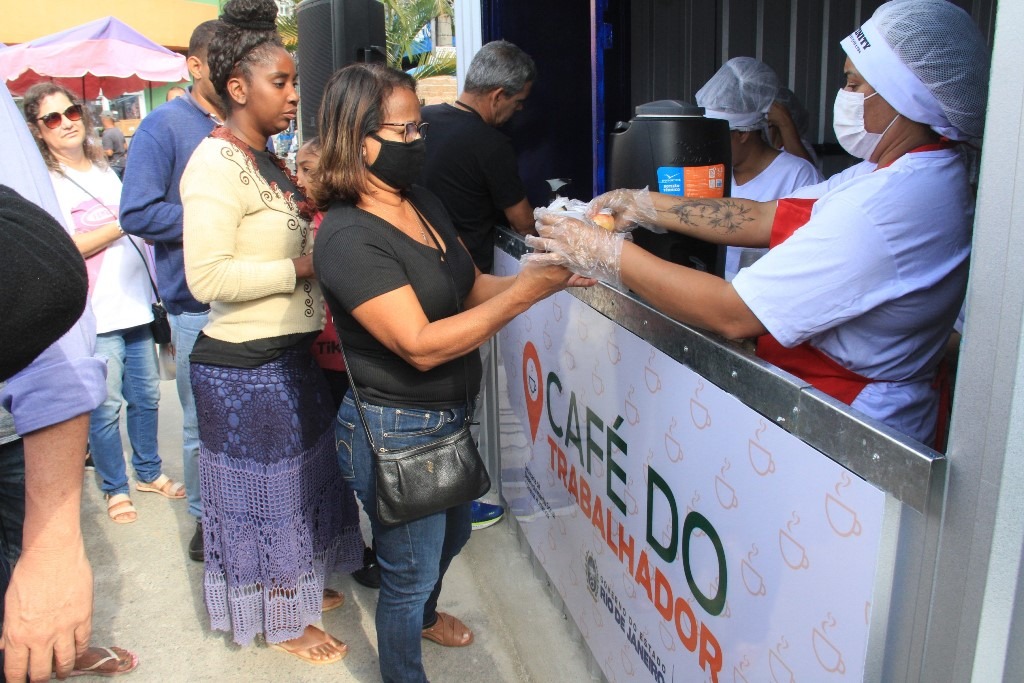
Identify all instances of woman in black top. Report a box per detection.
[312,63,592,683]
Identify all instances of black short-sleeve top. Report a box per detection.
[314,185,482,409]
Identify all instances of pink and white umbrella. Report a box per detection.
[0,16,188,100]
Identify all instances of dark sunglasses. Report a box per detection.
[36,104,84,129]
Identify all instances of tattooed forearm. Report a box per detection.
[659,199,755,235]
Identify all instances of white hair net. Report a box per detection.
[696,57,780,131]
[842,0,990,141]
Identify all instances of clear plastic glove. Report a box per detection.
[585,187,662,233]
[523,211,625,288]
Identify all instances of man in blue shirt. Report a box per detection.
[119,20,223,562]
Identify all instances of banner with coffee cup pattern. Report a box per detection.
[494,250,885,683]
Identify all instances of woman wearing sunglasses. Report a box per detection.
[23,84,183,526]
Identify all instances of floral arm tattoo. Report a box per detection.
[659,199,755,236]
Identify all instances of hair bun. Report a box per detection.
[220,0,278,31]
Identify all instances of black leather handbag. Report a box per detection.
[340,207,490,526]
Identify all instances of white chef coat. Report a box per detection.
[725,151,822,281]
[732,147,972,443]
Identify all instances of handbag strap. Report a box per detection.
[62,172,162,301]
[338,199,474,453]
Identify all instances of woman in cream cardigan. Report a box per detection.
[180,0,362,665]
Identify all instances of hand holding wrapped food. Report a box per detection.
[523,209,625,288]
[585,187,662,232]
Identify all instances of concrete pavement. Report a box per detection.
[80,380,598,682]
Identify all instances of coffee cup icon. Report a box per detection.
[578,318,588,340]
[690,399,712,429]
[607,337,621,364]
[564,349,577,370]
[715,475,738,510]
[825,492,863,537]
[659,621,677,651]
[592,363,605,395]
[779,529,810,570]
[740,559,766,596]
[664,430,683,463]
[749,439,775,475]
[733,666,750,683]
[768,648,796,683]
[644,366,662,394]
[813,627,846,674]
[543,329,553,350]
[591,601,604,627]
[624,394,640,426]
[622,571,637,599]
[620,645,636,676]
[552,300,562,321]
[523,313,532,331]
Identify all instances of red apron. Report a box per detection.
[755,142,957,448]
[754,198,874,405]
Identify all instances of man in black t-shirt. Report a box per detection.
[420,40,538,530]
[421,40,537,275]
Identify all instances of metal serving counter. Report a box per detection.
[484,228,946,682]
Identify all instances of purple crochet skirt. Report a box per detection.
[191,347,363,646]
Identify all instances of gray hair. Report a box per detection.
[464,40,537,96]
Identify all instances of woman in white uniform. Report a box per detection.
[694,57,822,280]
[529,0,988,447]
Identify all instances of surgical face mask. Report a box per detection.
[367,135,425,190]
[833,90,899,160]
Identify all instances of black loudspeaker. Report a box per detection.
[296,0,386,140]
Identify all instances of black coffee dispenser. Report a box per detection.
[607,100,732,275]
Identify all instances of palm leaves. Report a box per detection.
[278,0,455,78]
[382,0,455,78]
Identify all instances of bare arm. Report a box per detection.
[71,222,123,259]
[767,101,815,163]
[2,414,93,683]
[503,197,537,237]
[352,264,585,371]
[620,242,767,340]
[648,193,777,247]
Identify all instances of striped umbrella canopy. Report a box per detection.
[0,16,188,99]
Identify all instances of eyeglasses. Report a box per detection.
[380,121,429,143]
[36,104,84,129]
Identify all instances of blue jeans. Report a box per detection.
[336,394,472,683]
[90,325,162,497]
[168,310,208,518]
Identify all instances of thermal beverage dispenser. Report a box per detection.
[607,100,732,274]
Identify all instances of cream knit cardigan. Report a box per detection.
[181,136,323,343]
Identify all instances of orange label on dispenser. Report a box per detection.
[656,164,726,198]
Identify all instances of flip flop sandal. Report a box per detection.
[421,611,474,647]
[65,646,139,678]
[269,632,348,665]
[105,494,137,524]
[135,473,186,499]
[322,588,345,613]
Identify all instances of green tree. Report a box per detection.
[382,0,455,79]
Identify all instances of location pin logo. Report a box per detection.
[523,341,543,442]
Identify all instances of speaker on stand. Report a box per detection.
[296,0,386,141]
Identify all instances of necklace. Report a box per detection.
[454,100,483,119]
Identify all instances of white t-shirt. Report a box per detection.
[732,148,972,443]
[725,151,822,281]
[51,164,154,334]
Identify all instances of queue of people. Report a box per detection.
[0,0,990,680]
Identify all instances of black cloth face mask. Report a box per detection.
[367,135,426,190]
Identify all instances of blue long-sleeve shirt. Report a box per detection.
[120,89,220,314]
